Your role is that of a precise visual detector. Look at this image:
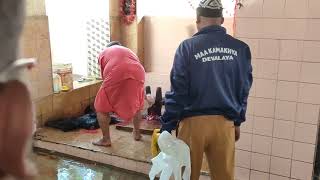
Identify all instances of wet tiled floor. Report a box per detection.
[34,126,151,162]
[34,126,210,173]
[33,151,148,180]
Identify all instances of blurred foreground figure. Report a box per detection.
[0,0,37,179]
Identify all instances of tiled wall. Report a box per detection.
[34,81,102,127]
[235,0,320,179]
[143,16,234,93]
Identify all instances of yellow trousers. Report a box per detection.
[178,115,235,180]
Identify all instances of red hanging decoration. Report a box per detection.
[120,0,136,25]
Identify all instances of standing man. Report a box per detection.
[160,0,253,179]
[93,42,145,147]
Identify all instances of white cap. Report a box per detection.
[199,0,223,10]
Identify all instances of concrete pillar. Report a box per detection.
[109,0,121,42]
[109,0,143,65]
[26,0,46,16]
[22,0,53,100]
[121,19,138,54]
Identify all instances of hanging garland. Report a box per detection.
[120,0,136,25]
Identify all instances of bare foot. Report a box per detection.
[92,138,111,147]
[133,130,142,141]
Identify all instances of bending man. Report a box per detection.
[93,42,145,147]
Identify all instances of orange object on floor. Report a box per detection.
[151,129,161,157]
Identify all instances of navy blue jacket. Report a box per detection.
[161,25,253,132]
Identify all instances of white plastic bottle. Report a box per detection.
[149,131,191,180]
[53,73,62,94]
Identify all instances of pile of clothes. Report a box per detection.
[46,86,164,132]
[45,106,121,132]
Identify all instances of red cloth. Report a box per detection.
[94,46,145,121]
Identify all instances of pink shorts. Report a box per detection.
[94,79,144,121]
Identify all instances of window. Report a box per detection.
[46,0,110,77]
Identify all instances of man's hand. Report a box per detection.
[235,126,240,142]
